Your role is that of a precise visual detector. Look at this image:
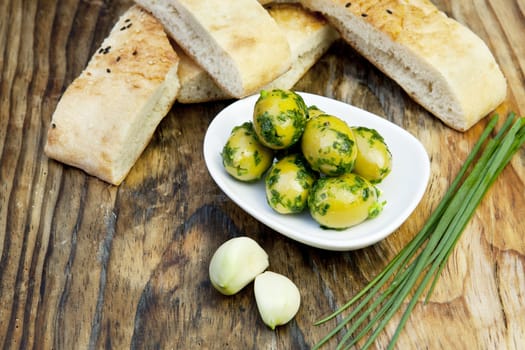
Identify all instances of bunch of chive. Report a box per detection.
[313,112,525,350]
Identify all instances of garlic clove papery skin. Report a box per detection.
[254,271,301,329]
[209,236,269,295]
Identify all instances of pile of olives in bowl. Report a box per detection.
[221,89,392,230]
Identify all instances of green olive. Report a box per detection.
[307,105,325,118]
[308,173,384,229]
[253,89,308,150]
[301,114,357,176]
[265,154,316,214]
[222,122,274,181]
[352,126,392,184]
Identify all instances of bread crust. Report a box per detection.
[45,6,180,185]
[175,3,339,103]
[301,0,507,131]
[262,4,338,91]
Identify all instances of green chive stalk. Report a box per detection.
[313,113,525,350]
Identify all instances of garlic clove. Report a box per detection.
[209,236,269,295]
[254,271,301,330]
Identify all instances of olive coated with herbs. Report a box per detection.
[253,89,308,150]
[221,122,274,182]
[352,126,393,184]
[265,154,317,214]
[220,89,392,231]
[308,173,384,229]
[301,114,357,176]
[307,105,325,119]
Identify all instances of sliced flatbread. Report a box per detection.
[175,3,339,103]
[45,5,180,185]
[300,0,507,131]
[262,4,339,91]
[135,0,292,98]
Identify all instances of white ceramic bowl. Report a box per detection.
[203,92,430,251]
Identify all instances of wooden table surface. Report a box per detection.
[1,0,524,349]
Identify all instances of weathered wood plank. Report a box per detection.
[0,0,523,349]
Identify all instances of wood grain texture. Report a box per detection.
[1,0,524,349]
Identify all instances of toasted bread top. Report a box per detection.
[267,3,334,57]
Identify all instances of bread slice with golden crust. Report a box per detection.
[175,3,339,103]
[262,4,339,91]
[136,0,292,99]
[45,6,180,185]
[258,0,300,5]
[300,0,507,131]
[174,47,228,103]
